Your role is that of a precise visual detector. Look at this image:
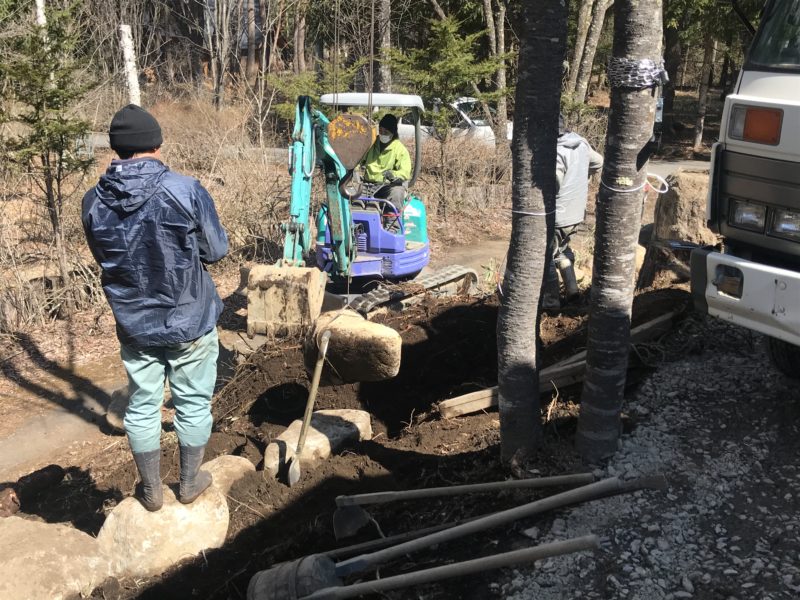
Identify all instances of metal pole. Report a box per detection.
[303,536,600,599]
[335,472,596,507]
[335,476,662,577]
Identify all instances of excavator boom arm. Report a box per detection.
[284,96,353,275]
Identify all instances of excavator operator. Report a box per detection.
[361,113,412,208]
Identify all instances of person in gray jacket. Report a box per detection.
[543,115,603,310]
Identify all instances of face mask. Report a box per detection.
[379,134,392,144]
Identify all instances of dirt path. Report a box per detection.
[0,235,515,482]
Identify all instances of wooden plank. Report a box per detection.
[438,360,586,419]
[557,311,677,365]
[437,311,680,418]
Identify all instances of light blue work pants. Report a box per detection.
[121,328,218,453]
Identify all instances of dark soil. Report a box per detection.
[52,289,690,600]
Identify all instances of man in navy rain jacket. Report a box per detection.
[83,104,228,511]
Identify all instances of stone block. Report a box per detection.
[307,310,401,384]
[264,409,372,478]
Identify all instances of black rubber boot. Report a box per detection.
[132,449,163,512]
[179,445,213,504]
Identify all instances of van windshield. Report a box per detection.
[747,0,800,70]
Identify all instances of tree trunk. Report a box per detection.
[661,18,681,135]
[719,45,730,88]
[245,0,257,84]
[575,0,662,463]
[574,0,613,103]
[568,0,595,95]
[378,0,392,91]
[34,0,46,28]
[497,0,566,463]
[119,24,141,105]
[693,35,717,151]
[429,0,447,20]
[495,0,508,142]
[482,0,508,142]
[268,0,285,73]
[679,45,689,87]
[483,0,498,55]
[209,0,235,108]
[42,154,74,315]
[293,0,307,74]
[203,3,218,92]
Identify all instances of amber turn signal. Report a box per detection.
[729,104,783,146]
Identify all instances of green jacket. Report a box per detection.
[362,138,412,183]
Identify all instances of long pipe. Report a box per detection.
[335,472,596,507]
[302,536,600,599]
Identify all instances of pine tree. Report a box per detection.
[1,1,94,313]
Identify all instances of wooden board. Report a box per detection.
[436,311,680,418]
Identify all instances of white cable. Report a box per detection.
[512,206,567,217]
[512,209,554,217]
[646,172,670,194]
[600,179,647,194]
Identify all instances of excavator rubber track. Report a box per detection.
[347,264,479,315]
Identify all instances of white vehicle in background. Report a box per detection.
[691,0,800,377]
[398,97,512,145]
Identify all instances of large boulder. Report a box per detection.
[306,310,402,384]
[97,485,229,578]
[0,516,111,599]
[264,409,372,479]
[203,455,256,495]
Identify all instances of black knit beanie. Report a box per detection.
[379,114,398,137]
[109,104,163,154]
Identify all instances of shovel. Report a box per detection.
[332,472,595,540]
[247,475,665,599]
[284,330,332,486]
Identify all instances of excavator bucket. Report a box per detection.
[327,114,374,170]
[246,265,327,338]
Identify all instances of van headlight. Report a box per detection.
[729,199,766,232]
[770,208,800,241]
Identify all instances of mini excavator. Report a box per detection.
[246,93,476,338]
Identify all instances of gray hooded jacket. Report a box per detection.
[555,132,603,228]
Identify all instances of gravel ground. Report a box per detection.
[501,315,800,600]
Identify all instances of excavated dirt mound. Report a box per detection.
[53,289,690,600]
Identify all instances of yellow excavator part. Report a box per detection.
[246,265,327,338]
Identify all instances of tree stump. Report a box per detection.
[637,169,719,289]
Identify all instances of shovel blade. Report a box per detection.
[247,265,327,338]
[333,505,373,540]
